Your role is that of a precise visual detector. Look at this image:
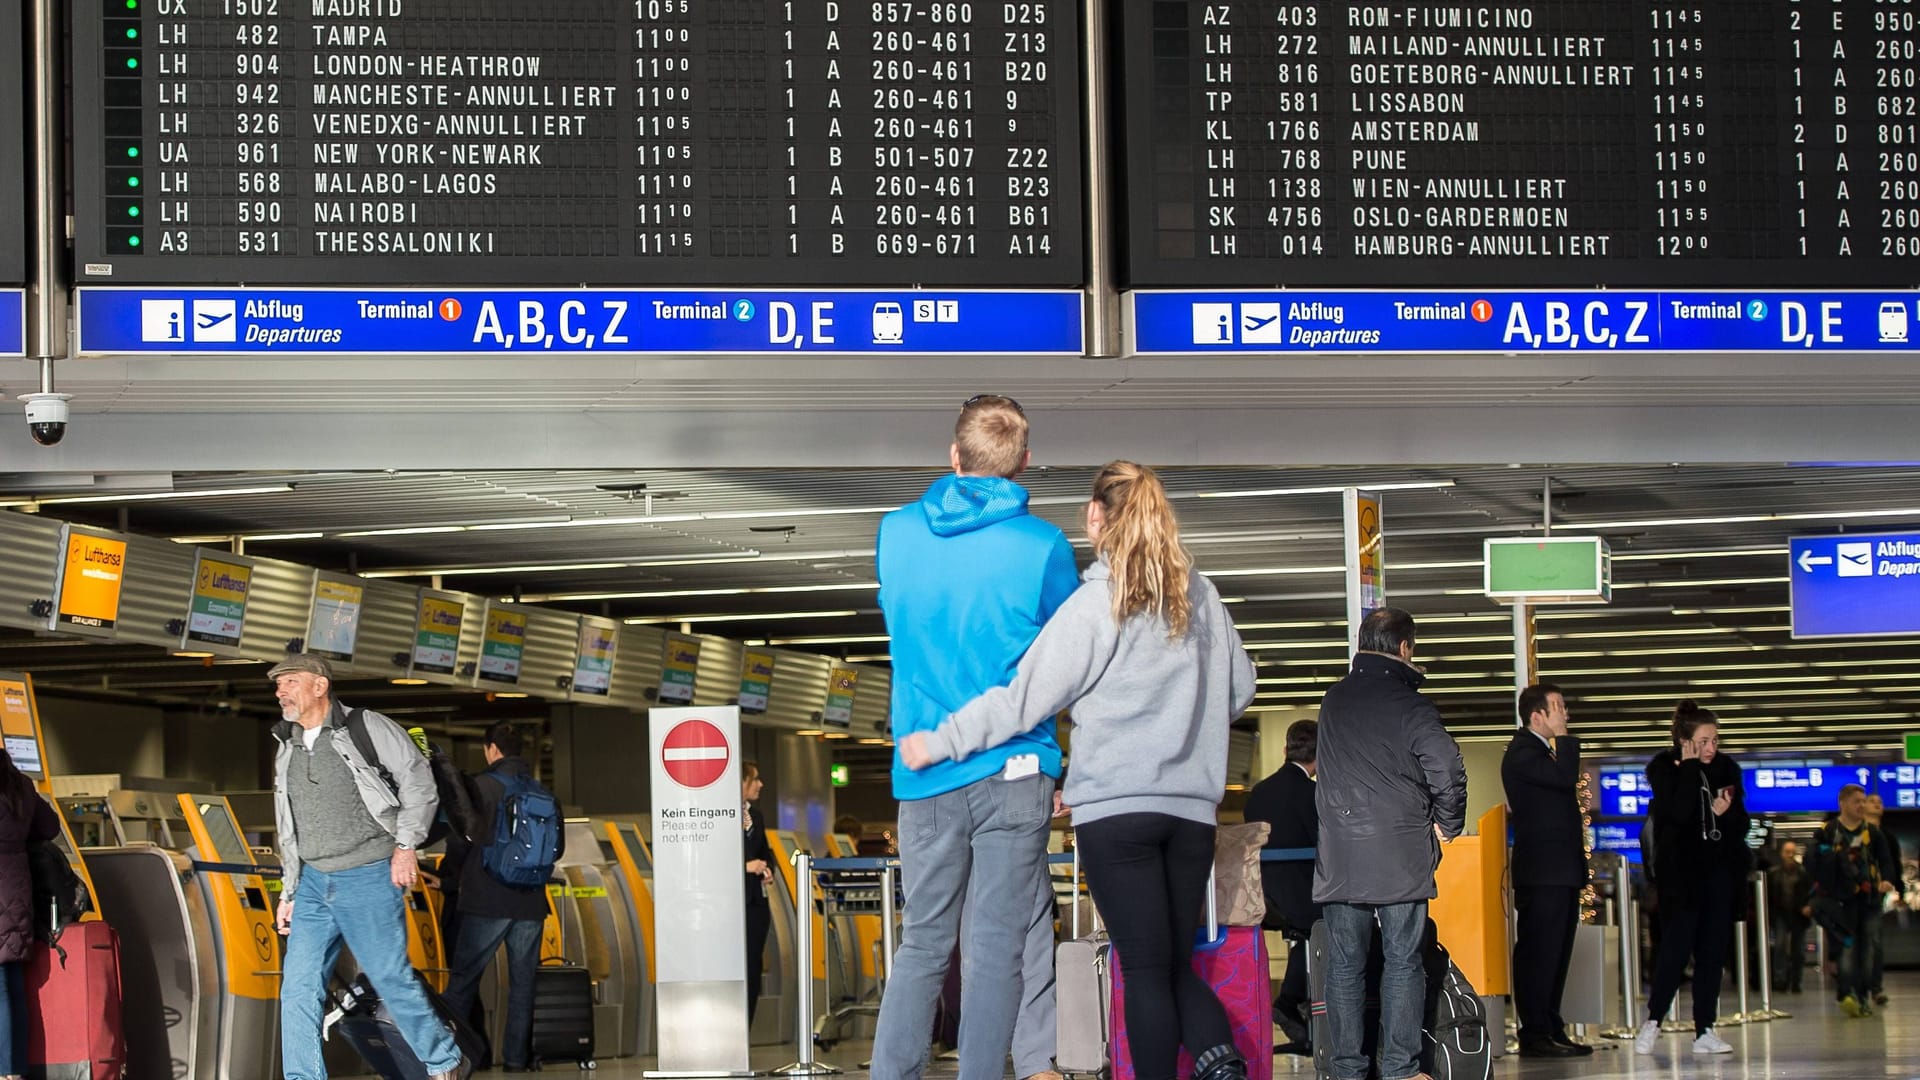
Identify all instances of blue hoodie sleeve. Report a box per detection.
[1036,534,1080,622]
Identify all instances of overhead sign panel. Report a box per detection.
[70,0,1082,287]
[1789,532,1920,639]
[1131,291,1920,355]
[306,571,365,664]
[74,288,1084,355]
[183,551,254,655]
[1121,0,1920,289]
[0,1,23,285]
[1484,537,1611,604]
[0,291,21,357]
[51,525,128,638]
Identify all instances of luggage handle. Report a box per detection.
[1070,842,1101,938]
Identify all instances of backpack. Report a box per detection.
[1423,952,1492,1080]
[343,708,457,846]
[480,771,562,888]
[28,840,93,952]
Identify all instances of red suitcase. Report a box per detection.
[25,921,128,1080]
[1110,924,1274,1080]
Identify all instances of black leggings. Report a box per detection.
[745,901,772,1023]
[1079,813,1234,1080]
[1646,872,1737,1034]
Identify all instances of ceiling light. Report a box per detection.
[339,526,466,538]
[764,634,890,646]
[1571,507,1920,530]
[512,582,874,604]
[842,654,893,663]
[1612,577,1786,590]
[794,729,824,736]
[1611,548,1787,562]
[821,732,851,740]
[492,692,529,699]
[229,532,325,542]
[170,650,215,659]
[857,738,892,746]
[624,610,863,625]
[1192,480,1456,499]
[1200,565,1345,579]
[0,483,294,508]
[391,677,430,686]
[364,562,629,579]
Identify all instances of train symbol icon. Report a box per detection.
[872,302,905,344]
[1880,302,1909,344]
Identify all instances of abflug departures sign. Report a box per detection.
[69,0,1082,286]
[1125,0,1920,287]
[1,0,26,286]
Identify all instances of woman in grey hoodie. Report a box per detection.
[901,460,1257,1080]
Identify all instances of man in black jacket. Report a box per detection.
[1243,719,1319,1053]
[1501,683,1593,1058]
[442,723,565,1072]
[1314,608,1467,1080]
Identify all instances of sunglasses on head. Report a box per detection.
[962,394,1024,415]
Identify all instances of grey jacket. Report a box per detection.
[1312,652,1467,905]
[272,700,439,894]
[919,561,1256,826]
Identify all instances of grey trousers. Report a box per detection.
[870,772,1053,1080]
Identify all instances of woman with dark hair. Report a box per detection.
[0,751,59,1080]
[741,761,776,1023]
[901,461,1257,1080]
[1634,700,1749,1058]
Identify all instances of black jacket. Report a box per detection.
[1645,750,1749,909]
[1501,729,1587,888]
[458,756,566,922]
[1244,762,1319,932]
[1313,652,1468,905]
[0,788,59,965]
[743,804,774,910]
[1770,859,1814,928]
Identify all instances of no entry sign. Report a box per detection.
[661,718,731,789]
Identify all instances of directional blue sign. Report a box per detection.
[1595,765,1653,818]
[0,290,22,357]
[1789,531,1920,639]
[1130,291,1920,355]
[1744,764,1874,815]
[1592,823,1642,865]
[1875,765,1920,810]
[75,288,1084,356]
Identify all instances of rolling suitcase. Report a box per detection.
[529,962,596,1068]
[1055,845,1111,1077]
[327,972,481,1080]
[24,920,127,1080]
[1110,868,1273,1080]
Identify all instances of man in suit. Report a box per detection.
[1243,719,1319,1055]
[1501,682,1594,1058]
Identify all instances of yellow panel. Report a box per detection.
[769,831,826,980]
[603,822,656,977]
[1431,804,1512,996]
[542,883,566,961]
[175,794,281,1001]
[407,883,448,991]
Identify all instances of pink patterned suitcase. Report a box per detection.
[1109,925,1274,1080]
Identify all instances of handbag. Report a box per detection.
[1213,821,1269,927]
[28,840,92,954]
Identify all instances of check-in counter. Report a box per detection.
[547,819,642,1061]
[175,794,282,1080]
[1432,803,1512,998]
[598,819,659,1056]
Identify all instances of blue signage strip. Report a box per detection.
[1789,531,1920,639]
[1130,290,1920,354]
[1599,761,1884,816]
[0,290,22,357]
[75,288,1084,356]
[1876,765,1920,811]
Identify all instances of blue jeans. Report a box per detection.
[0,960,23,1074]
[870,772,1052,1080]
[1324,901,1428,1080]
[443,915,543,1068]
[281,859,462,1079]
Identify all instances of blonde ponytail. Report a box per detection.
[1089,461,1193,638]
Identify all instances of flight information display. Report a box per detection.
[1,0,26,284]
[1124,0,1920,286]
[70,0,1081,286]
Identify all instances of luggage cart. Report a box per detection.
[806,856,900,1050]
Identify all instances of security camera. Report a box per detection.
[20,393,71,447]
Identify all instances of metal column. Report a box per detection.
[1079,0,1119,357]
[772,851,840,1077]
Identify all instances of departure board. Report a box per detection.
[1,0,26,284]
[70,0,1081,286]
[1125,0,1920,287]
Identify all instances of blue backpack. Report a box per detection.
[481,771,562,888]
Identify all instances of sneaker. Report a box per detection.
[1634,1020,1660,1055]
[1840,994,1866,1018]
[1691,1030,1733,1055]
[1874,992,1890,1006]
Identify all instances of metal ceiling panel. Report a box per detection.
[0,513,60,632]
[110,532,196,649]
[241,559,323,666]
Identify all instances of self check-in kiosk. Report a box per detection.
[176,794,282,1080]
[598,819,660,1056]
[555,819,642,1060]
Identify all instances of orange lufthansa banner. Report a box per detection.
[55,527,128,632]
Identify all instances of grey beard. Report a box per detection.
[281,705,300,722]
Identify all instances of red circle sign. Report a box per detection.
[661,718,731,789]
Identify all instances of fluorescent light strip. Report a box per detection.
[1201,565,1345,579]
[1611,548,1787,561]
[1193,480,1457,499]
[1,483,293,508]
[515,581,875,604]
[763,634,890,646]
[625,609,863,625]
[368,551,762,576]
[1570,507,1920,530]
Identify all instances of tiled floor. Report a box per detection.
[442,973,1920,1079]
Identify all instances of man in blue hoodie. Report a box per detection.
[870,395,1080,1080]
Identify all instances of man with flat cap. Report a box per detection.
[267,653,468,1080]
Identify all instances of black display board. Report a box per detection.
[71,0,1081,286]
[1,0,26,285]
[1124,0,1920,287]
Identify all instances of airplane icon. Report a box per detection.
[196,312,233,330]
[1243,314,1278,332]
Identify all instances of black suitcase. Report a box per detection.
[328,972,480,1080]
[530,963,596,1069]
